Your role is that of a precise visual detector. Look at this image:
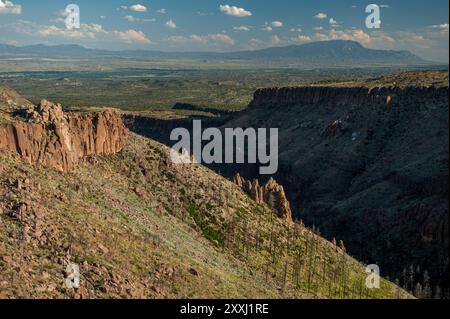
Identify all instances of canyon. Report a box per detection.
[233,173,293,224]
[227,84,449,293]
[0,86,411,299]
[125,74,449,295]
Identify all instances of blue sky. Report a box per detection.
[0,0,448,61]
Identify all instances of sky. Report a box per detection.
[0,0,448,62]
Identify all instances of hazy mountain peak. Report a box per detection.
[0,40,428,66]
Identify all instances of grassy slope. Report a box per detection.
[0,132,412,299]
[0,86,32,124]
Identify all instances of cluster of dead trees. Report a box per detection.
[396,265,448,299]
[222,207,381,298]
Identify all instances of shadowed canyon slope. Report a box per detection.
[125,71,449,296]
[223,75,450,293]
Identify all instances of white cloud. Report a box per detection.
[130,4,147,12]
[113,29,151,44]
[167,33,235,45]
[16,20,151,45]
[429,23,449,31]
[314,33,330,41]
[314,26,324,31]
[271,35,281,44]
[407,35,433,48]
[314,13,327,19]
[291,35,312,44]
[395,32,433,49]
[313,28,396,49]
[37,26,83,39]
[219,4,252,17]
[56,8,70,18]
[197,11,214,17]
[0,0,21,14]
[166,36,189,44]
[192,34,235,45]
[233,25,250,31]
[248,38,268,50]
[37,24,105,39]
[270,21,284,28]
[428,23,449,38]
[165,19,176,29]
[125,15,135,22]
[124,15,155,23]
[263,26,273,32]
[329,18,338,25]
[289,28,302,32]
[157,8,166,14]
[50,8,69,23]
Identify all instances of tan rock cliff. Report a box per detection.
[0,100,128,172]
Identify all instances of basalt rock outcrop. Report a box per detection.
[234,173,293,223]
[0,100,128,172]
[250,86,449,109]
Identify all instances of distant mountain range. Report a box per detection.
[0,40,430,66]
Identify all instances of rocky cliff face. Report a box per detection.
[234,173,293,223]
[250,86,449,109]
[0,100,128,172]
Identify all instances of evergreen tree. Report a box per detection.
[408,265,415,293]
[414,283,423,299]
[422,270,432,299]
[434,286,442,299]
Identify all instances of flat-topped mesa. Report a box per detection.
[0,100,129,172]
[250,86,449,109]
[234,173,293,224]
